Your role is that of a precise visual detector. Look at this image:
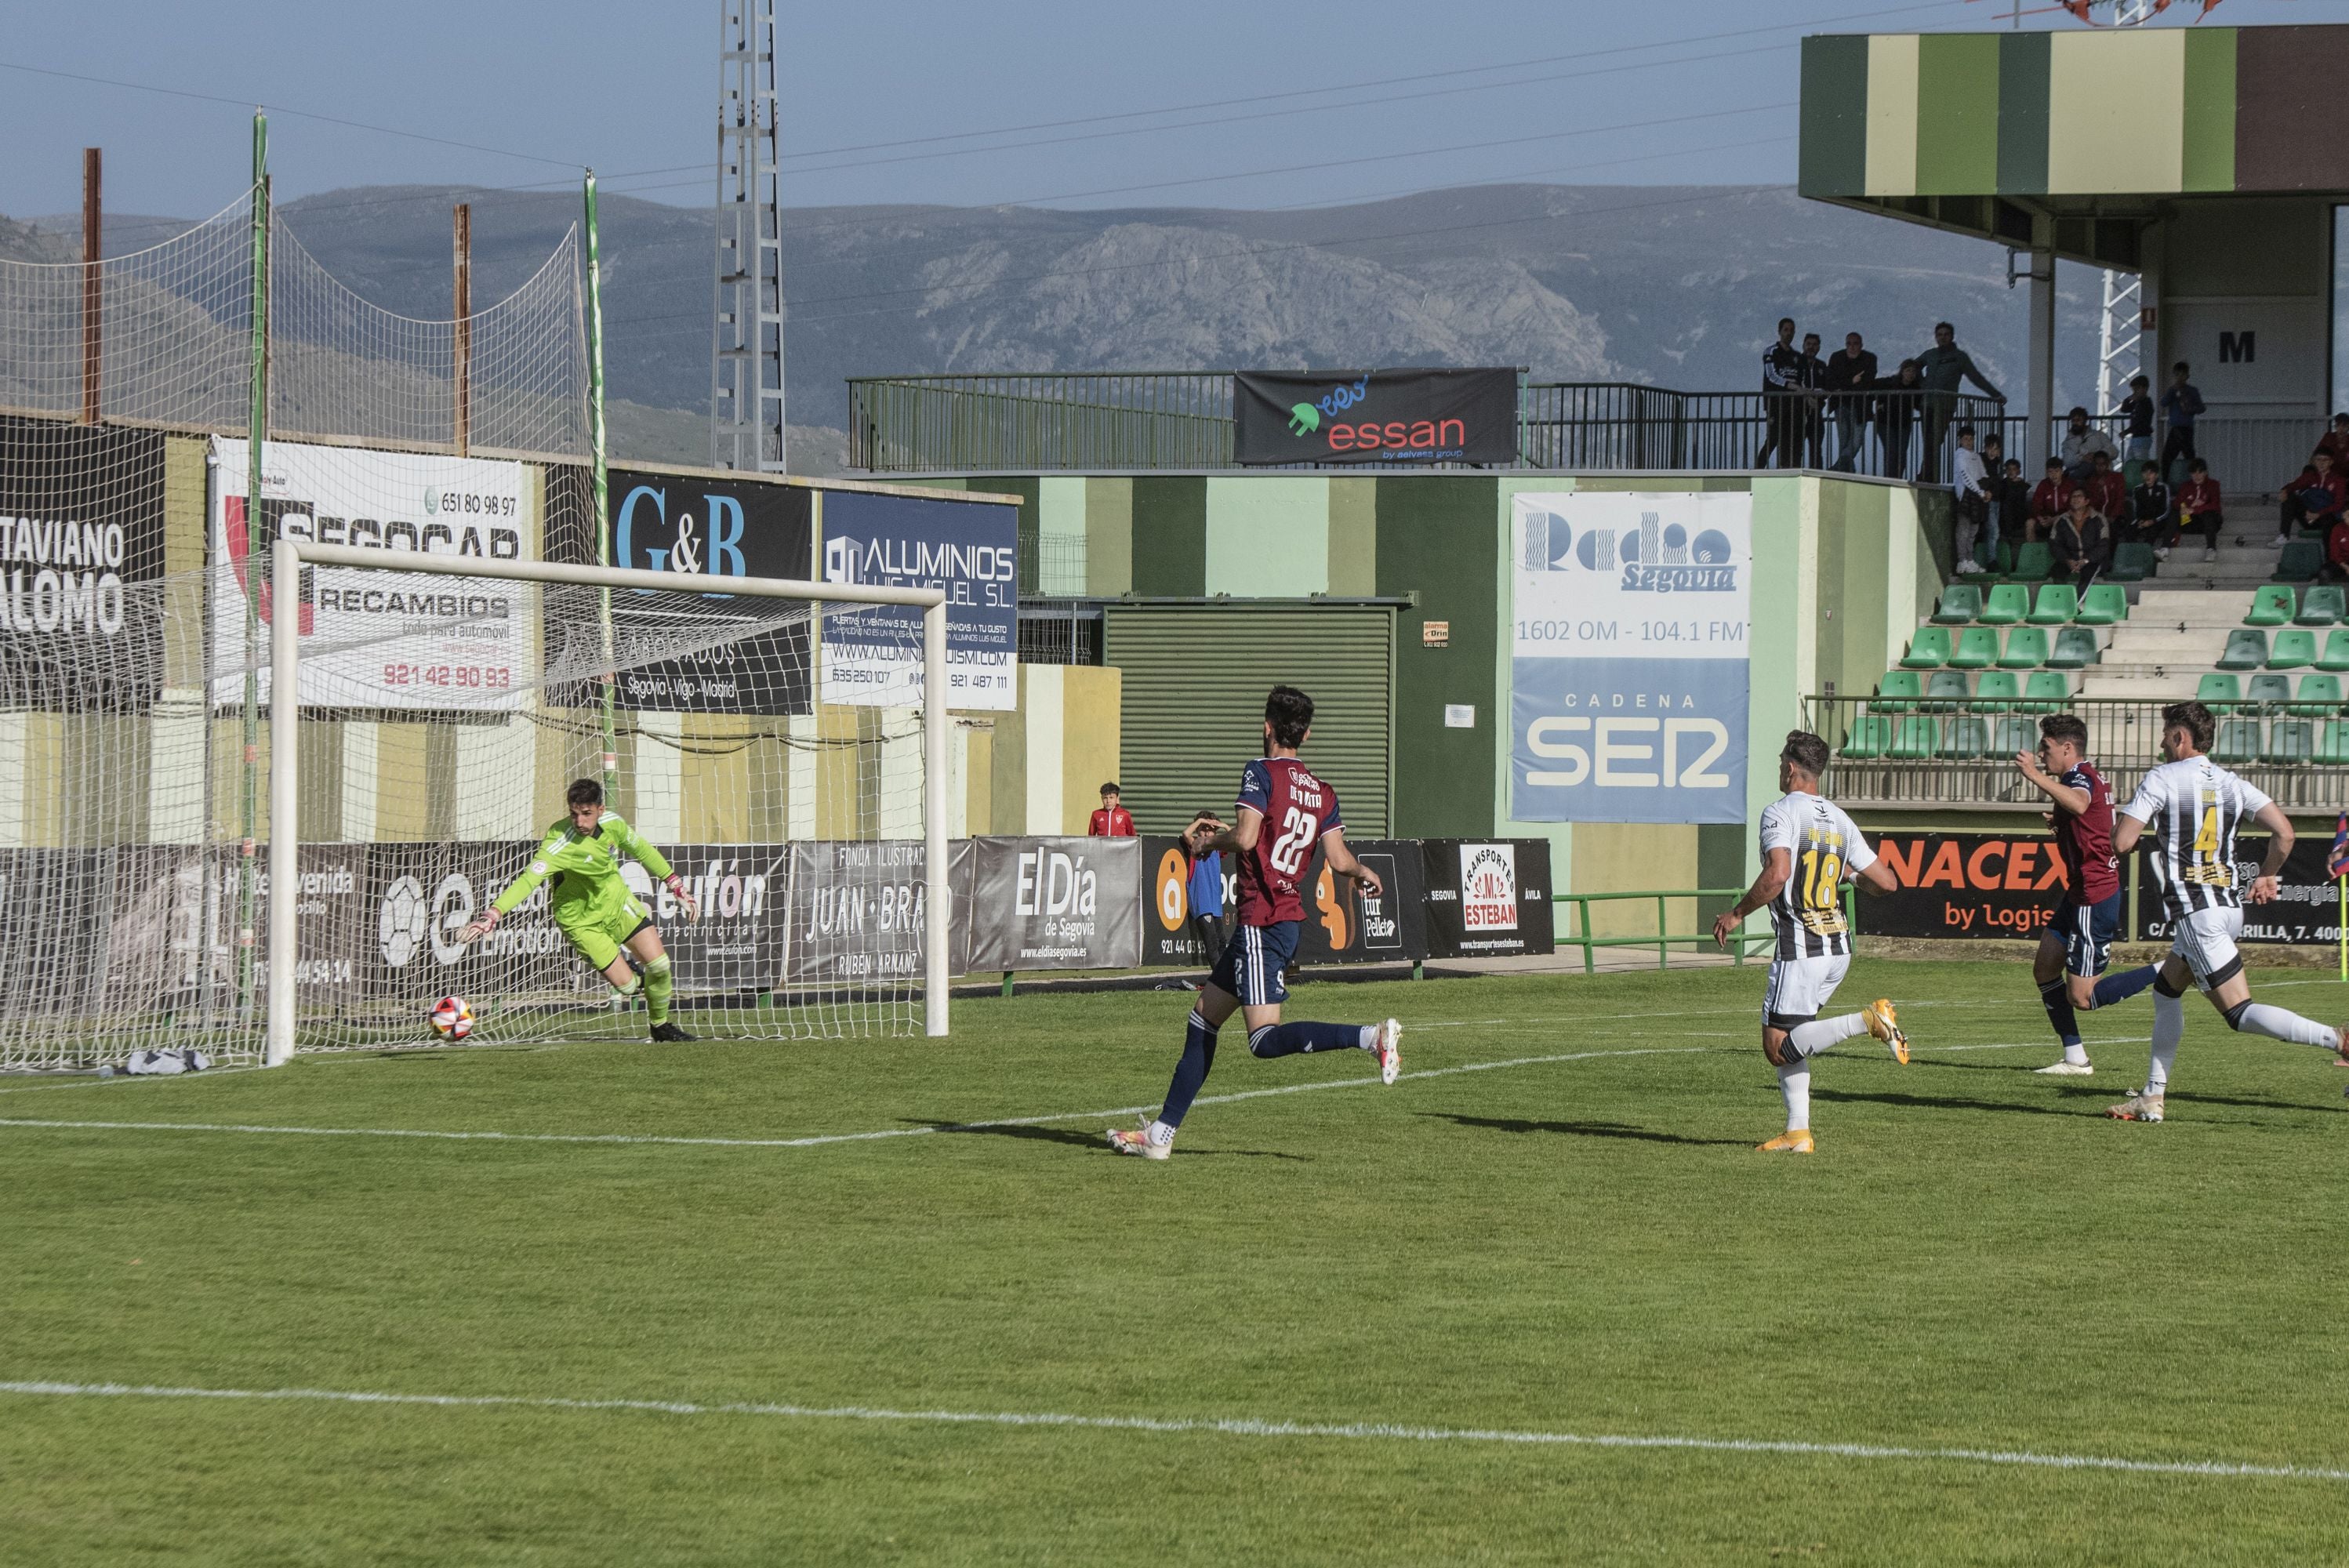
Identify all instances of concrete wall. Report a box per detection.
[981,664,1124,836]
[2157,196,2332,424]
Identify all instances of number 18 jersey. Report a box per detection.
[1760,789,1876,960]
[1235,756,1342,926]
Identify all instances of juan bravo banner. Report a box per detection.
[1233,368,1518,466]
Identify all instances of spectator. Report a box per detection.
[2130,463,2176,560]
[2052,488,2111,594]
[2159,361,2206,481]
[1979,434,2010,564]
[1824,331,1877,473]
[1875,358,1924,479]
[1913,321,2006,482]
[1951,425,1993,570]
[2027,458,2075,543]
[1757,318,1805,469]
[1992,456,2032,563]
[2179,457,2224,563]
[2318,413,2349,470]
[2276,448,2349,546]
[1087,783,1134,837]
[2059,407,2118,486]
[1796,332,1829,466]
[2117,372,2155,477]
[2326,516,2349,585]
[1186,831,1226,968]
[2083,448,2129,527]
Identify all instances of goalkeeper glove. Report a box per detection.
[461,906,502,943]
[665,873,699,921]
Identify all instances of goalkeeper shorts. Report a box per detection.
[554,893,655,971]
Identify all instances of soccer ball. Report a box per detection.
[428,996,474,1041]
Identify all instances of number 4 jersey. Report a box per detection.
[1235,756,1343,926]
[1760,789,1875,960]
[2121,756,2271,918]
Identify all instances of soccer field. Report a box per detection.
[5,960,2347,1565]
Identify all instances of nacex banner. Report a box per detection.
[1232,368,1518,466]
[1860,831,2081,939]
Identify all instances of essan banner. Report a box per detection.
[1233,368,1518,466]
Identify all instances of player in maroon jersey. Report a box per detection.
[2013,713,2158,1075]
[1108,685,1401,1161]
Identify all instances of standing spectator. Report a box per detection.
[1824,331,1877,473]
[1979,434,2010,564]
[1798,332,1828,466]
[1088,783,1134,837]
[1875,358,1924,479]
[2028,458,2075,543]
[2059,408,2119,485]
[2083,449,2129,527]
[1913,321,2006,482]
[2117,373,2156,479]
[1758,318,1805,469]
[2276,447,2349,546]
[2159,361,2206,481]
[2179,457,2224,562]
[2130,463,2177,560]
[2318,413,2349,469]
[1992,456,2032,563]
[1951,426,1993,570]
[1186,833,1226,969]
[2052,488,2112,594]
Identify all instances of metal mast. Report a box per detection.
[2093,0,2157,415]
[713,0,786,472]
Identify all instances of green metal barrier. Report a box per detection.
[1552,884,1861,975]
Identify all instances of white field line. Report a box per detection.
[1,1379,2340,1483]
[0,1045,1712,1152]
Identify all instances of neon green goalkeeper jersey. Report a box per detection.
[491,811,676,916]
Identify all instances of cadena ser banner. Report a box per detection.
[1419,839,1555,959]
[819,488,1018,711]
[1233,368,1519,466]
[0,415,169,712]
[208,438,533,710]
[1858,832,2084,939]
[1509,491,1752,825]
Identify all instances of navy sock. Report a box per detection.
[2089,965,2160,1009]
[1159,1010,1218,1127]
[1247,1021,1363,1058]
[2039,978,2080,1047]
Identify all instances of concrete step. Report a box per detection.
[2078,674,2202,700]
[2133,587,2256,627]
[2104,633,2230,664]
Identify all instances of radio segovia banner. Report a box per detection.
[208,437,532,711]
[0,415,168,712]
[819,488,1018,712]
[1508,491,1752,825]
[1233,368,1518,466]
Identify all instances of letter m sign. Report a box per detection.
[2220,330,2256,365]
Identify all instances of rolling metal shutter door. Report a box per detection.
[1104,604,1394,835]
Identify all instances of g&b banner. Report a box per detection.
[1233,368,1518,466]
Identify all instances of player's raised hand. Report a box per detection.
[459,907,501,944]
[1185,814,1223,853]
[665,873,700,921]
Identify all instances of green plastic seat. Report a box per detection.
[2246,584,2296,626]
[1936,716,1991,760]
[2213,718,2262,764]
[1949,626,2000,670]
[2075,583,2129,626]
[2318,720,2349,764]
[1933,584,1984,624]
[1979,583,2030,626]
[2107,542,2156,583]
[2196,673,2242,711]
[2320,630,2349,673]
[1924,670,1970,712]
[2290,673,2343,717]
[2021,671,2071,713]
[2044,626,2098,670]
[1870,670,1922,712]
[1997,626,2049,669]
[2264,720,2315,764]
[2246,673,2293,706]
[2010,543,2053,582]
[2298,586,2347,626]
[1970,670,2021,711]
[1990,715,2039,756]
[1842,715,1893,759]
[1888,716,1937,760]
[2278,541,2325,583]
[2271,628,2318,670]
[2218,630,2268,670]
[2028,583,2079,624]
[1901,626,1952,670]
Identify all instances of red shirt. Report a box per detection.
[1087,806,1134,837]
[2055,762,2120,905]
[2030,477,2074,517]
[2084,471,2128,521]
[1233,756,1342,926]
[2283,467,2348,515]
[2180,476,2222,514]
[2328,522,2349,570]
[2319,430,2349,468]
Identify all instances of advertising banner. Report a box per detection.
[1141,835,1224,967]
[819,488,1017,711]
[2136,837,2346,945]
[208,437,532,710]
[0,416,168,712]
[1233,368,1518,466]
[1420,839,1556,958]
[1294,838,1427,965]
[782,839,938,986]
[1509,491,1752,825]
[1861,832,2079,939]
[965,835,1142,971]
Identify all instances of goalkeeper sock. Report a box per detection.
[643,955,673,1025]
[1160,1009,1219,1127]
[1248,1021,1363,1058]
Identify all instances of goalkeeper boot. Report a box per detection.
[1374,1018,1403,1085]
[1755,1130,1815,1154]
[1107,1120,1171,1161]
[1862,998,1908,1065]
[2105,1087,2165,1123]
[650,1022,698,1044]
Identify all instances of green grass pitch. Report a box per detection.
[5,959,2348,1565]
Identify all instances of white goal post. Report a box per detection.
[263,538,951,1065]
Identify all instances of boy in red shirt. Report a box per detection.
[2027,459,2074,543]
[2179,459,2224,561]
[1087,784,1135,837]
[2082,450,2129,528]
[2278,448,2349,546]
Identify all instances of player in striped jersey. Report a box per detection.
[1711,731,1908,1154]
[2105,701,2349,1123]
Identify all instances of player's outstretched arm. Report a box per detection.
[1713,848,1791,949]
[2248,801,2296,903]
[1320,829,1382,899]
[1852,858,1901,898]
[1190,808,1262,857]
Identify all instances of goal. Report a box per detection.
[248,539,949,1063]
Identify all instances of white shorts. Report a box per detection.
[1764,953,1851,1029]
[2169,906,2245,991]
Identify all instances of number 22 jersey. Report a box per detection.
[1234,757,1343,927]
[1759,790,1875,960]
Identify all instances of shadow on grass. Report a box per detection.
[909,1120,1311,1160]
[1421,1112,1750,1149]
[1812,1087,2089,1118]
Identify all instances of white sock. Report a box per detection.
[1145,1120,1175,1146]
[2148,993,2184,1093]
[1777,1063,1811,1132]
[2235,1004,2341,1050]
[1785,1012,1869,1059]
[1358,1024,1379,1051]
[2064,1040,2090,1066]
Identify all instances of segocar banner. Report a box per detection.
[1233,368,1518,466]
[1508,491,1752,825]
[819,488,1018,711]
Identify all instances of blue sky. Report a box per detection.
[1,0,2336,220]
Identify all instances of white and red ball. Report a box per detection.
[428,996,474,1040]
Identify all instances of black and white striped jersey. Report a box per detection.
[1760,790,1876,960]
[2120,757,2273,919]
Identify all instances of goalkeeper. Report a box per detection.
[460,778,700,1043]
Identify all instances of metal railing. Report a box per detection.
[1552,886,1855,973]
[1806,694,2349,810]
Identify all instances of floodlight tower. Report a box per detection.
[2091,0,2158,416]
[713,0,786,472]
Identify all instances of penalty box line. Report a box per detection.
[1,1379,2341,1485]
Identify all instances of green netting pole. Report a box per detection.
[238,111,269,1026]
[583,169,617,794]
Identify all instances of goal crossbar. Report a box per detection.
[264,539,952,1062]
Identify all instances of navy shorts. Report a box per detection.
[1211,919,1298,1007]
[2053,891,2124,977]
